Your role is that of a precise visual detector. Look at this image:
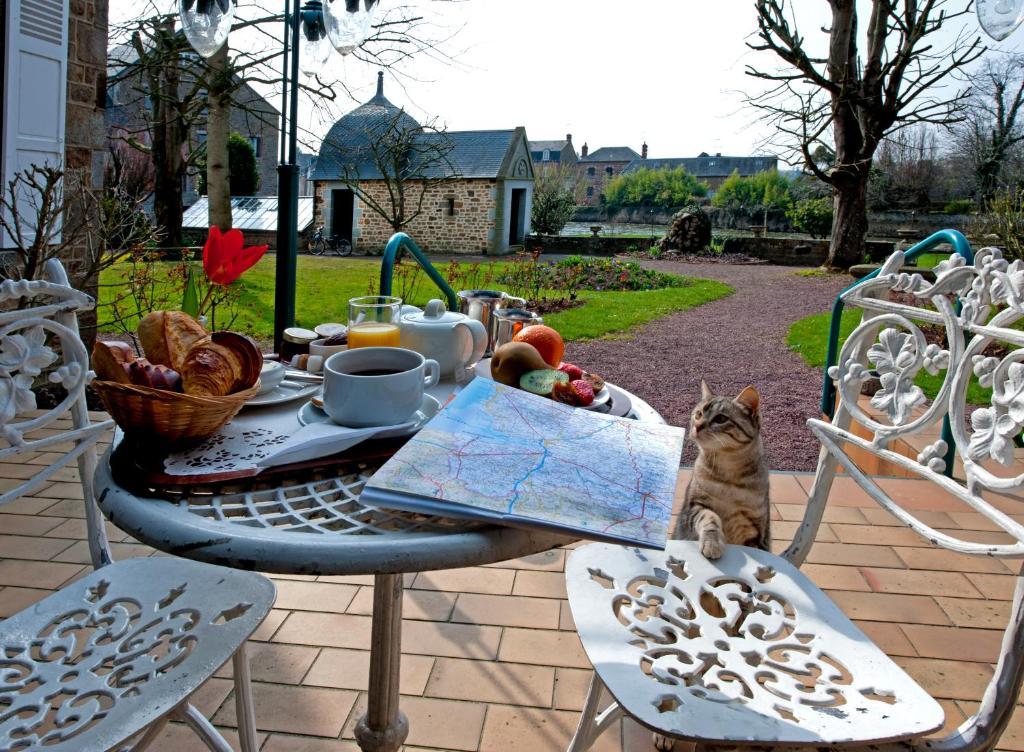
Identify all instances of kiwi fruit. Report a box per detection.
[519,369,569,396]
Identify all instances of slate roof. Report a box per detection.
[622,155,779,178]
[529,140,570,152]
[581,146,641,163]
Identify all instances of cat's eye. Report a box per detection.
[711,414,727,425]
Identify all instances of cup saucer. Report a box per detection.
[297,393,441,438]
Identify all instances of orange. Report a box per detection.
[512,325,564,368]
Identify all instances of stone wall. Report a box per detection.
[527,235,657,257]
[578,161,631,206]
[720,236,896,266]
[314,178,499,255]
[63,0,109,339]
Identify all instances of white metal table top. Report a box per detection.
[95,379,664,576]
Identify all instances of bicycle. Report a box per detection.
[310,226,353,256]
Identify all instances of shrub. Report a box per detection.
[197,132,259,196]
[531,164,580,235]
[787,197,834,238]
[972,188,1024,260]
[603,167,709,212]
[711,169,792,222]
[944,198,974,215]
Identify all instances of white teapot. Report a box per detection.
[399,299,488,378]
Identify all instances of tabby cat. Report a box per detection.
[672,380,771,558]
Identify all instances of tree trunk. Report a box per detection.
[828,175,869,269]
[150,19,184,252]
[206,45,233,232]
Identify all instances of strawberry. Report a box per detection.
[551,378,595,407]
[558,362,583,381]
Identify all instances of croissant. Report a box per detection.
[91,340,134,384]
[138,311,207,371]
[180,331,261,396]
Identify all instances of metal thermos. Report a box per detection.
[492,309,544,351]
[457,290,528,355]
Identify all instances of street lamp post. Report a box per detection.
[180,0,379,351]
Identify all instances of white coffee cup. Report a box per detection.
[323,347,440,427]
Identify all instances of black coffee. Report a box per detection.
[349,368,403,376]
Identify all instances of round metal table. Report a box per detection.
[95,382,665,752]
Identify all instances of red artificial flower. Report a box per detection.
[202,226,268,285]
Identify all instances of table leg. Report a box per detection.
[354,573,409,752]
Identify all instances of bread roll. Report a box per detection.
[91,341,134,384]
[138,311,207,370]
[126,358,182,391]
[180,331,261,396]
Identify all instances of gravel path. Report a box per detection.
[564,262,848,471]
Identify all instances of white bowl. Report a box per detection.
[258,360,286,395]
[310,337,348,359]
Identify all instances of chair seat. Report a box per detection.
[566,541,944,747]
[0,557,274,752]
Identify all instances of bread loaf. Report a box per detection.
[138,311,207,370]
[180,331,261,396]
[91,341,134,384]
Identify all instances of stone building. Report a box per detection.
[105,44,280,205]
[529,134,578,171]
[2,0,110,297]
[578,144,644,205]
[621,152,779,192]
[311,74,534,255]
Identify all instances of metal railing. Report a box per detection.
[378,232,458,310]
[819,229,974,477]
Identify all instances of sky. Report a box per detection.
[109,0,1024,161]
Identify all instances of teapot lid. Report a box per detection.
[402,299,465,325]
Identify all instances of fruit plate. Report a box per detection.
[473,358,610,410]
[298,393,441,437]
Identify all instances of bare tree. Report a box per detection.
[329,109,459,233]
[952,53,1024,205]
[870,125,941,210]
[108,2,464,248]
[748,1,984,268]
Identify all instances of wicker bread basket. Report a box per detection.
[92,379,260,444]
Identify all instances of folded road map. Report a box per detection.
[361,378,686,548]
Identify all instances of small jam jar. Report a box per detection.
[280,327,318,363]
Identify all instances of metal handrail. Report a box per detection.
[378,232,459,310]
[819,229,974,477]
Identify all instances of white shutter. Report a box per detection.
[2,0,70,248]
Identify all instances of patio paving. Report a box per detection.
[4,412,1024,750]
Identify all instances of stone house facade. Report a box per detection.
[529,134,578,171]
[578,144,643,205]
[105,47,280,205]
[311,74,534,255]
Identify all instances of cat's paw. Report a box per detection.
[700,535,724,560]
[653,732,675,751]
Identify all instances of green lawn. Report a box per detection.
[787,309,990,404]
[98,255,732,343]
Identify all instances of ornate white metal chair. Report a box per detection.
[565,247,1024,752]
[0,260,275,751]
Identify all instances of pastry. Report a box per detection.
[91,341,134,384]
[138,311,207,370]
[180,331,261,396]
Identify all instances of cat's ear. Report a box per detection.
[700,379,714,400]
[735,386,760,415]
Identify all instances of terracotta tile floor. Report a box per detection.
[4,414,1024,750]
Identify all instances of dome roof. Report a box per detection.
[311,72,420,181]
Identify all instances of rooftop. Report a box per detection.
[6,402,1023,751]
[580,146,641,163]
[182,196,315,232]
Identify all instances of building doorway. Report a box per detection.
[509,188,526,246]
[330,189,355,243]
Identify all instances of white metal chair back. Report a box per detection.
[798,246,1024,751]
[0,259,114,567]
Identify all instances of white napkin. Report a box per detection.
[255,417,416,469]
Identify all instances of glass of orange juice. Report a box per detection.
[348,296,402,349]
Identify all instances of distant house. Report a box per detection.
[105,43,281,206]
[578,143,645,205]
[529,135,578,170]
[622,152,779,192]
[311,73,534,255]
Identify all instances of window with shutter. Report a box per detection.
[2,0,70,249]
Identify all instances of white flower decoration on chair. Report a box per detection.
[968,362,1024,465]
[0,373,37,425]
[974,355,1000,388]
[917,439,949,474]
[0,326,56,378]
[922,344,950,375]
[867,328,925,424]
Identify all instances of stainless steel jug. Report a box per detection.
[457,290,528,355]
[492,308,544,351]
